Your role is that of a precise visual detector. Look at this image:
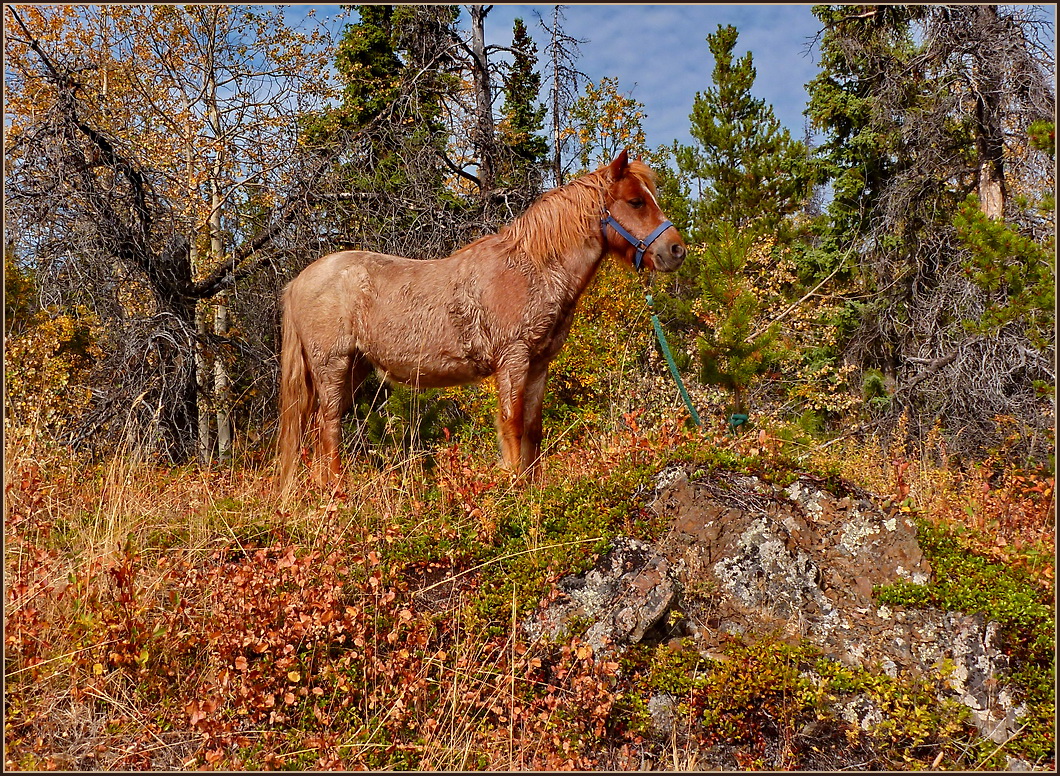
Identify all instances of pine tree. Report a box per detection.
[693,223,786,418]
[334,5,402,130]
[805,4,1055,461]
[311,5,465,257]
[805,5,919,254]
[389,4,460,149]
[539,5,586,186]
[677,24,813,238]
[300,4,401,147]
[671,25,813,420]
[955,192,1055,350]
[497,17,548,195]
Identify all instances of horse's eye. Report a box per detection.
[629,198,644,209]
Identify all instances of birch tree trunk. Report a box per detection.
[187,97,213,463]
[207,57,233,461]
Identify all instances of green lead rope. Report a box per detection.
[646,292,703,428]
[728,413,749,434]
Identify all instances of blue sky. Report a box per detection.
[479,4,827,149]
[297,3,827,148]
[289,3,1055,152]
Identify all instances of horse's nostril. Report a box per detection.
[672,243,686,260]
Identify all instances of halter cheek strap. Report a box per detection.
[601,211,674,271]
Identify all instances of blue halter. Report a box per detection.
[601,210,675,271]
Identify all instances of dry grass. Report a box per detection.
[2,421,640,769]
[4,413,1054,770]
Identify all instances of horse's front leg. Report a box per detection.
[494,361,529,475]
[520,364,548,482]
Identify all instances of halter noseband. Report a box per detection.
[601,210,674,272]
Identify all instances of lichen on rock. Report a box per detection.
[526,463,1027,747]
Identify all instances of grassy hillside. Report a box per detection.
[4,408,1054,770]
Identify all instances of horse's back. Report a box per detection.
[287,249,395,299]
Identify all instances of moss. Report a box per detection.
[875,518,1054,659]
[875,516,1055,764]
[615,690,653,735]
[461,459,660,625]
[611,635,1012,769]
[879,518,1053,629]
[654,655,709,698]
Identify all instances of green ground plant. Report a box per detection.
[875,517,1055,766]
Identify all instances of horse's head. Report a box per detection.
[601,149,687,273]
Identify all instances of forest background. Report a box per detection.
[3,3,1056,770]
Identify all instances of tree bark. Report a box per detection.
[194,263,213,462]
[209,166,233,461]
[206,25,233,461]
[214,295,232,460]
[549,9,564,187]
[972,5,1007,220]
[468,5,496,197]
[186,94,213,463]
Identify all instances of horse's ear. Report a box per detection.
[606,148,630,180]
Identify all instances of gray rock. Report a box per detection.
[647,693,677,736]
[525,537,680,654]
[649,466,1022,744]
[529,465,1028,748]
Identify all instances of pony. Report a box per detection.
[277,149,686,489]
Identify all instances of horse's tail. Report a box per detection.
[278,286,311,491]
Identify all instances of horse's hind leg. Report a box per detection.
[306,355,349,487]
[315,354,371,487]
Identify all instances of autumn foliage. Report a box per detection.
[4,407,1054,770]
[3,4,1054,771]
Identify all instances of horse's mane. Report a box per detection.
[498,159,658,269]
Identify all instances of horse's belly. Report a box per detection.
[375,358,488,389]
[359,305,494,389]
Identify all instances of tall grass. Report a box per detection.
[4,400,1054,769]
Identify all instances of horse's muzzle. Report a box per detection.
[652,233,687,273]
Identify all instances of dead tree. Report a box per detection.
[5,7,352,461]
